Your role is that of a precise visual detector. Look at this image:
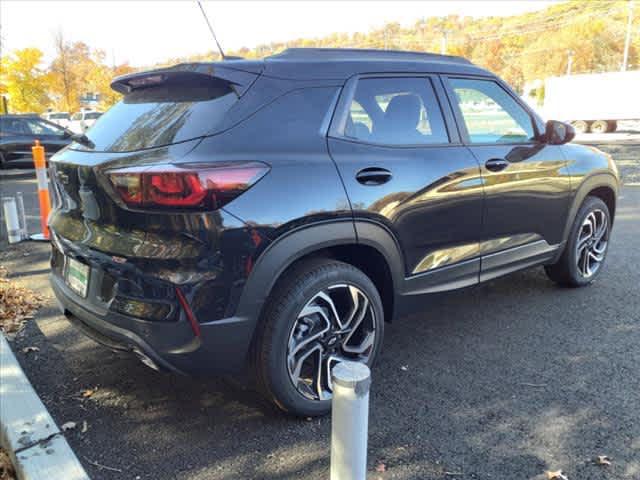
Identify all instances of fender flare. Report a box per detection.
[234,219,405,326]
[561,172,619,245]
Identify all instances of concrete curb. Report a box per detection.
[0,334,90,479]
[0,170,35,181]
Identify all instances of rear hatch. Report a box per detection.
[49,62,265,258]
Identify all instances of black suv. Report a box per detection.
[0,114,72,167]
[49,49,619,416]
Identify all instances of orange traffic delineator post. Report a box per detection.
[31,140,51,241]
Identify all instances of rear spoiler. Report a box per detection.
[111,62,263,96]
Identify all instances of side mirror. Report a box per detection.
[545,120,575,145]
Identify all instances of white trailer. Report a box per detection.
[523,70,640,134]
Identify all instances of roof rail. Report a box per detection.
[270,48,472,65]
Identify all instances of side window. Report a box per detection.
[449,78,535,144]
[344,77,449,145]
[72,113,82,121]
[0,118,29,135]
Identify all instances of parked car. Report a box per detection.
[49,48,619,416]
[69,110,103,133]
[0,114,72,167]
[42,111,71,129]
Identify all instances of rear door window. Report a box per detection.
[344,77,449,146]
[83,74,239,152]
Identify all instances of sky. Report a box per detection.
[1,1,557,67]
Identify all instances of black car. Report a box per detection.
[49,49,619,416]
[0,114,72,167]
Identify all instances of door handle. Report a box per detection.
[485,158,509,172]
[356,167,392,186]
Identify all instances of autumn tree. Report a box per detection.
[0,48,50,113]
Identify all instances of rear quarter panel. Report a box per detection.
[193,85,352,241]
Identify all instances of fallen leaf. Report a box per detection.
[0,269,43,336]
[61,421,77,431]
[81,389,95,398]
[22,346,39,354]
[400,365,408,371]
[594,455,611,466]
[81,421,88,433]
[375,462,386,472]
[546,470,568,480]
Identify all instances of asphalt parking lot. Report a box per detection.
[1,136,639,479]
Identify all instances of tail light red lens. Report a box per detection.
[107,162,269,210]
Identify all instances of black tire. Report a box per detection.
[591,120,609,134]
[545,196,611,287]
[252,258,384,417]
[0,151,6,169]
[571,120,590,134]
[606,120,618,133]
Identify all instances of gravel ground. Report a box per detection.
[1,140,639,480]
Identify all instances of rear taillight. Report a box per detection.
[106,162,269,210]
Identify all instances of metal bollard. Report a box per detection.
[15,192,27,239]
[2,197,21,244]
[330,361,371,480]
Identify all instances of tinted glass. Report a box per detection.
[85,112,102,120]
[450,78,535,144]
[25,119,65,136]
[50,113,70,120]
[0,118,29,135]
[83,75,237,152]
[72,113,82,120]
[345,77,449,145]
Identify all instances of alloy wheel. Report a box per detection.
[286,284,377,401]
[575,209,608,278]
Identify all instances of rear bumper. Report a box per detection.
[51,273,255,376]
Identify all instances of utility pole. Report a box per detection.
[567,50,574,75]
[622,0,634,71]
[440,30,449,55]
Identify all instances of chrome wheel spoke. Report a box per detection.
[289,343,322,390]
[581,248,592,276]
[589,249,605,263]
[343,330,375,354]
[594,215,608,242]
[315,291,344,329]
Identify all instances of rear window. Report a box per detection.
[82,74,238,152]
[50,113,70,120]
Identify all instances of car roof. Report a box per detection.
[164,48,492,82]
[260,48,491,80]
[115,48,493,93]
